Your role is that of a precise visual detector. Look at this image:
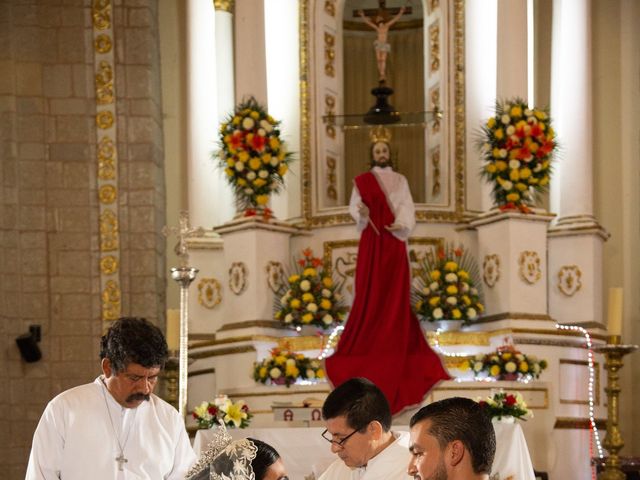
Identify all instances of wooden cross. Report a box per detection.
[116,452,128,471]
[353,0,412,22]
[162,210,205,268]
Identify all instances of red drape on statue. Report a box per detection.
[326,171,450,414]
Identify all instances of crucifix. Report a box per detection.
[162,210,205,268]
[116,453,128,471]
[354,1,412,82]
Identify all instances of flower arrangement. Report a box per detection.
[253,347,326,387]
[480,98,557,211]
[470,345,548,381]
[414,244,484,324]
[477,390,532,421]
[192,394,252,429]
[217,97,293,211]
[274,248,348,330]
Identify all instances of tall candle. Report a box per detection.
[607,288,623,336]
[166,309,180,351]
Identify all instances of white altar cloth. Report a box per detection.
[194,422,535,480]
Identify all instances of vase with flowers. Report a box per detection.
[192,394,252,429]
[217,97,293,216]
[479,98,557,212]
[476,390,532,422]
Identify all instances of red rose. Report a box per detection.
[208,406,218,415]
[504,394,517,406]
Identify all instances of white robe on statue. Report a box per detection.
[318,432,412,480]
[26,377,196,480]
[349,166,416,242]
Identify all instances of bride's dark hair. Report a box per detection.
[249,438,283,480]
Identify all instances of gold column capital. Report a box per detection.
[213,0,234,13]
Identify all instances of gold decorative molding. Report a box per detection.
[326,156,337,201]
[428,20,440,74]
[229,262,248,295]
[188,368,216,377]
[518,250,542,284]
[190,345,256,359]
[557,265,582,297]
[430,146,441,197]
[197,278,222,309]
[265,261,286,294]
[474,312,553,323]
[324,31,335,77]
[429,86,440,134]
[277,336,326,351]
[93,0,120,325]
[554,417,606,430]
[324,94,336,139]
[324,0,336,17]
[427,0,440,14]
[213,0,234,13]
[482,254,500,288]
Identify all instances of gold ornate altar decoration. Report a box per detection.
[92,0,122,326]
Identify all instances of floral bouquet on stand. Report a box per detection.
[217,97,293,214]
[477,390,532,421]
[274,248,348,330]
[253,347,326,387]
[479,98,557,212]
[413,244,484,327]
[192,394,252,429]
[471,345,548,381]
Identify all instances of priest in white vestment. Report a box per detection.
[26,317,196,480]
[318,378,412,480]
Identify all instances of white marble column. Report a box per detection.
[497,0,529,99]
[234,0,268,104]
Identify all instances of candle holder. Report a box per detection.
[594,335,638,480]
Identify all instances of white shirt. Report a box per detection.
[349,167,416,242]
[26,377,196,480]
[318,432,412,480]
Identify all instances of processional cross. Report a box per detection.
[162,211,204,268]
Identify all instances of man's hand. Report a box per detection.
[358,203,369,218]
[385,223,403,232]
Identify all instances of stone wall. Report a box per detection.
[0,1,166,477]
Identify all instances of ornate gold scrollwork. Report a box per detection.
[429,86,441,134]
[518,251,542,285]
[483,254,501,288]
[198,278,223,309]
[100,255,118,275]
[213,0,234,12]
[430,147,441,197]
[101,279,121,321]
[229,262,248,295]
[428,0,440,14]
[324,0,336,17]
[92,0,111,30]
[326,156,337,200]
[558,265,582,297]
[324,31,335,77]
[95,60,114,105]
[429,20,440,74]
[94,34,112,54]
[324,94,336,139]
[99,184,117,204]
[98,136,116,180]
[96,110,114,129]
[265,261,286,293]
[100,209,119,252]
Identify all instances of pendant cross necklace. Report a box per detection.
[101,379,137,471]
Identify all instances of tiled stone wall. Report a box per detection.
[0,1,166,477]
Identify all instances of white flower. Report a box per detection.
[280,292,290,304]
[515,353,525,361]
[306,369,316,379]
[284,313,293,323]
[446,296,457,305]
[244,188,253,195]
[258,169,269,179]
[429,281,439,291]
[532,363,541,374]
[509,160,521,169]
[470,287,478,296]
[432,307,444,319]
[334,293,343,302]
[506,125,515,135]
[475,353,484,361]
[501,114,511,125]
[246,171,256,180]
[257,128,266,137]
[481,142,491,153]
[499,148,508,158]
[501,180,513,191]
[445,273,458,283]
[270,157,280,167]
[322,314,333,325]
[473,361,483,372]
[524,109,533,117]
[260,119,273,132]
[533,163,543,172]
[307,303,318,313]
[300,280,311,292]
[242,117,255,130]
[235,161,245,172]
[505,361,517,373]
[269,367,282,379]
[461,283,470,293]
[467,307,477,319]
[422,286,430,294]
[322,288,332,298]
[286,358,296,367]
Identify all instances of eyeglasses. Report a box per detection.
[321,428,360,447]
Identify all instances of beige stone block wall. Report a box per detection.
[0,1,167,477]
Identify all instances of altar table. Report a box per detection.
[194,422,535,480]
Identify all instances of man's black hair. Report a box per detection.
[99,317,168,372]
[410,397,496,475]
[322,377,392,432]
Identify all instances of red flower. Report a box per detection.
[312,258,322,267]
[454,248,463,257]
[241,404,249,412]
[251,134,266,152]
[208,405,218,416]
[229,131,244,150]
[478,401,487,408]
[530,124,542,137]
[302,248,313,257]
[504,394,517,406]
[437,248,446,259]
[192,412,198,419]
[244,208,257,217]
[298,259,305,267]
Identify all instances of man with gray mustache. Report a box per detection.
[26,317,196,479]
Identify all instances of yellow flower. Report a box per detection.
[510,105,523,118]
[494,128,504,140]
[547,127,555,139]
[428,297,440,307]
[444,261,458,272]
[492,147,501,159]
[302,292,314,303]
[261,153,272,164]
[278,150,286,160]
[289,274,300,283]
[259,366,268,378]
[232,115,241,125]
[226,158,235,167]
[269,137,280,150]
[236,178,247,186]
[495,160,508,171]
[528,177,539,185]
[452,308,462,319]
[446,285,458,295]
[253,178,267,188]
[256,194,269,205]
[459,360,471,371]
[520,167,532,179]
[462,295,471,306]
[458,270,469,281]
[477,303,484,312]
[415,300,423,310]
[303,268,317,277]
[430,269,441,281]
[278,163,288,176]
[539,176,549,186]
[249,157,261,170]
[285,364,300,378]
[250,110,260,119]
[290,299,301,309]
[224,167,234,177]
[322,277,333,288]
[490,365,501,377]
[275,355,287,365]
[302,313,314,324]
[320,298,332,310]
[534,109,547,120]
[519,361,529,373]
[238,151,249,162]
[316,368,325,379]
[502,352,512,360]
[485,164,497,174]
[509,169,520,181]
[223,401,248,428]
[516,182,528,191]
[506,192,520,202]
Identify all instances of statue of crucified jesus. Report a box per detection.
[357,4,406,82]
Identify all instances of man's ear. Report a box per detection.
[368,421,384,440]
[102,357,113,378]
[448,440,465,467]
